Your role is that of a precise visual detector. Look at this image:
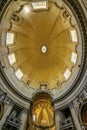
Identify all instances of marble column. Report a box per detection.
[19,110,28,130]
[69,103,82,130]
[55,109,61,130]
[0,101,14,129]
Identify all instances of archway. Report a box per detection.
[28,92,56,130]
[81,103,87,129]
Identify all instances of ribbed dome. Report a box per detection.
[6,2,78,89]
[0,0,82,99]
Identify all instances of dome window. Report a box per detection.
[70,30,78,43]
[32,1,48,10]
[64,69,71,80]
[71,52,77,64]
[15,69,23,80]
[8,54,16,65]
[6,33,14,45]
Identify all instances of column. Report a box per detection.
[55,109,61,130]
[83,89,87,98]
[69,103,82,130]
[0,101,14,129]
[19,110,28,130]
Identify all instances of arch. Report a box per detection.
[79,102,87,129]
[28,92,56,130]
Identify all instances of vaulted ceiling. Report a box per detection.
[0,0,83,99]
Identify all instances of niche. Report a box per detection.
[81,103,87,124]
[28,92,56,130]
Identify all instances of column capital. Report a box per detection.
[69,102,74,109]
[21,109,28,115]
[9,100,14,106]
[55,109,61,115]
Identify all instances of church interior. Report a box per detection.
[0,0,87,130]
